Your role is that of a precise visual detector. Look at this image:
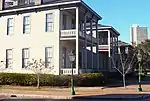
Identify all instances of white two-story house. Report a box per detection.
[0,0,102,75]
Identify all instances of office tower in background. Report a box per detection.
[130,24,148,46]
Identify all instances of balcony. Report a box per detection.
[60,29,97,43]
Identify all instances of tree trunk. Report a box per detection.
[123,74,126,88]
[37,74,40,89]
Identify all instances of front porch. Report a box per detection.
[60,39,98,75]
[59,7,100,74]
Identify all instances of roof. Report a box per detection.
[1,0,102,20]
[118,40,131,47]
[86,24,120,36]
[42,0,80,4]
[97,24,120,36]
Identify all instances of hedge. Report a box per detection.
[0,73,105,87]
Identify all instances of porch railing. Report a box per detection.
[61,68,77,75]
[60,29,97,43]
[99,45,109,51]
[61,29,76,37]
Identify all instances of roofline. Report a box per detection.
[0,0,81,13]
[81,1,102,20]
[0,0,102,20]
[98,26,120,36]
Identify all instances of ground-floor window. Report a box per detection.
[22,48,29,68]
[45,47,53,68]
[6,49,13,68]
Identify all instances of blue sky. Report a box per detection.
[84,0,150,43]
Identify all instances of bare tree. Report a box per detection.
[110,48,137,88]
[26,59,53,89]
[0,60,13,72]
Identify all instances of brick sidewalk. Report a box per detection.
[0,85,150,99]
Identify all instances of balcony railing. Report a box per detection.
[99,45,109,51]
[60,29,97,43]
[61,68,77,75]
[61,68,93,75]
[61,30,76,37]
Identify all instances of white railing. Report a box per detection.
[99,45,109,51]
[61,29,76,37]
[61,68,77,75]
[60,30,97,43]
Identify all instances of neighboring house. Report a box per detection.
[87,24,120,72]
[130,24,148,46]
[0,0,102,75]
[117,40,135,72]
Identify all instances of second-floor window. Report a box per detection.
[23,16,30,34]
[7,18,14,35]
[45,47,53,68]
[46,13,54,32]
[6,49,13,68]
[22,48,29,68]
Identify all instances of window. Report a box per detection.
[46,13,54,32]
[23,16,30,34]
[22,48,29,68]
[6,49,13,68]
[7,18,14,35]
[45,47,53,68]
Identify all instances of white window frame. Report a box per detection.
[46,13,54,32]
[7,18,14,35]
[45,47,53,68]
[6,49,13,68]
[22,48,30,68]
[23,16,30,34]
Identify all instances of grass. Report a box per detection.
[0,85,68,91]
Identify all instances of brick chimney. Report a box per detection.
[35,0,41,5]
[0,0,4,10]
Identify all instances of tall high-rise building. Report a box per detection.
[130,24,148,46]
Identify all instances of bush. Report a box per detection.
[0,73,105,87]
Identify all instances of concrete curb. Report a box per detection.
[72,94,150,100]
[0,93,73,99]
[0,93,150,100]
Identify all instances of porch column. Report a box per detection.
[76,7,79,74]
[114,34,116,62]
[111,33,114,63]
[116,36,119,68]
[108,30,111,71]
[84,14,87,70]
[90,19,93,70]
[96,21,99,71]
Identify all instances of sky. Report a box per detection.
[84,0,150,43]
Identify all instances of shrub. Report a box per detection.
[0,73,105,87]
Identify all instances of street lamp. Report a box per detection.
[68,51,75,95]
[137,51,142,92]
